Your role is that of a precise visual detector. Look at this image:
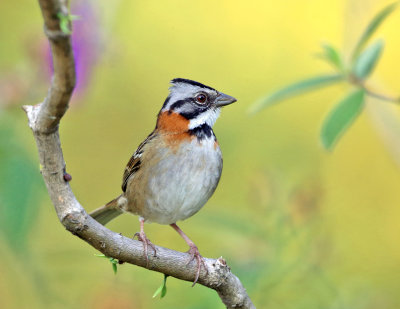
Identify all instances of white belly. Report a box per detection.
[141,137,222,224]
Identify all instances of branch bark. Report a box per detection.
[24,1,255,308]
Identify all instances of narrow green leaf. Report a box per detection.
[160,284,167,298]
[152,285,163,298]
[320,44,344,71]
[353,40,384,80]
[95,254,118,274]
[57,12,72,34]
[249,74,344,114]
[352,1,398,60]
[321,89,365,150]
[60,20,70,34]
[153,275,168,299]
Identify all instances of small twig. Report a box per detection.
[362,86,400,103]
[348,74,400,104]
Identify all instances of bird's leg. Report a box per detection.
[170,223,208,286]
[133,217,156,267]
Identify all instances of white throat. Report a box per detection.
[188,108,221,130]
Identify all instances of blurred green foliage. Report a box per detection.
[321,89,365,150]
[249,74,344,114]
[0,111,42,252]
[251,1,400,150]
[351,1,398,60]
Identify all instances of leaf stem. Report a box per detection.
[348,75,400,104]
[362,86,400,103]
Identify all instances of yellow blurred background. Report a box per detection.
[1,0,400,308]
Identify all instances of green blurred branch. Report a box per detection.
[23,1,255,308]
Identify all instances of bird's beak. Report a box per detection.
[215,92,237,107]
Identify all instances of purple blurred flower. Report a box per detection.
[45,1,102,101]
[0,1,102,108]
[71,2,101,98]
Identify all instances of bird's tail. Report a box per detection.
[90,195,124,225]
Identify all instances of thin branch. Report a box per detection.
[348,75,400,104]
[36,0,75,133]
[362,86,400,103]
[24,1,255,308]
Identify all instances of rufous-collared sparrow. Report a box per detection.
[90,78,236,284]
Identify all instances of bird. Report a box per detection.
[90,78,236,285]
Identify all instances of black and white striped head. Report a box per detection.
[160,78,236,130]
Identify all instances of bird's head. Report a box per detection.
[157,78,236,132]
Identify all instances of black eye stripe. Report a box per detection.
[167,96,211,119]
[169,98,195,111]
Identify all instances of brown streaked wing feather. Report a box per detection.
[122,130,157,192]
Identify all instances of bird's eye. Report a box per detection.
[195,93,208,104]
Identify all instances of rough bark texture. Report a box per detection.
[24,1,255,308]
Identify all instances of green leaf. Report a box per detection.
[321,89,365,150]
[60,19,70,34]
[320,44,344,71]
[56,12,75,34]
[352,1,398,60]
[152,285,163,298]
[112,262,118,274]
[160,284,167,298]
[153,275,168,299]
[95,254,118,274]
[249,74,344,114]
[353,40,384,80]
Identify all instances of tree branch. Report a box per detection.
[24,1,255,308]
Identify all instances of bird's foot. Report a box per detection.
[187,244,208,286]
[133,231,157,267]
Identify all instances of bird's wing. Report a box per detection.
[122,130,157,192]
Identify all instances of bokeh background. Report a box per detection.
[1,0,400,308]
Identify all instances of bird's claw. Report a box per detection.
[133,231,157,267]
[187,245,208,286]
